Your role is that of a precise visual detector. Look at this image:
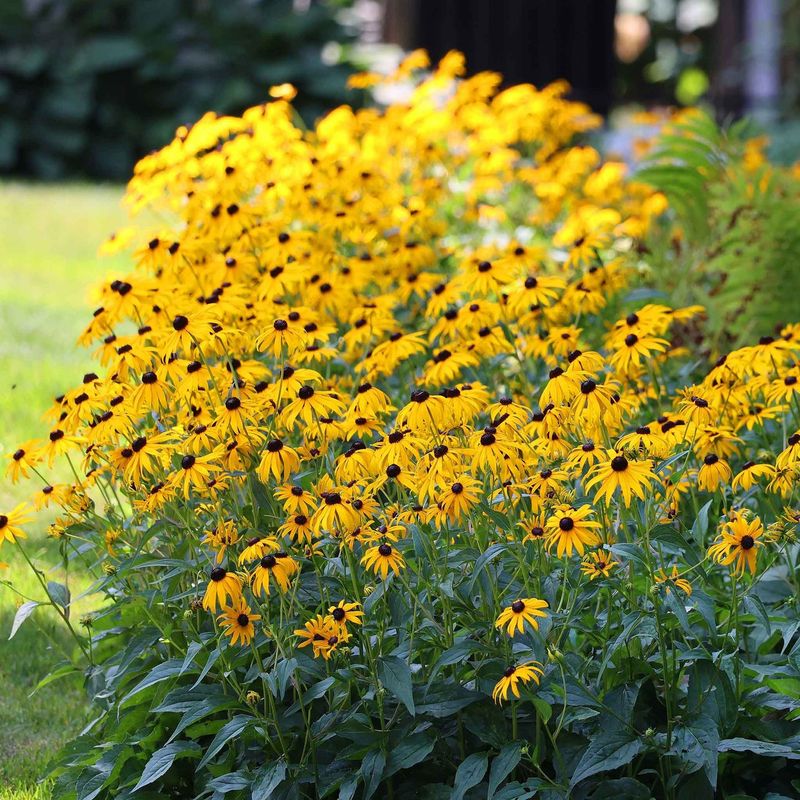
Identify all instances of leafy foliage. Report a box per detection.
[636,110,800,349]
[4,55,800,800]
[0,0,355,179]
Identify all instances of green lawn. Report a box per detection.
[0,182,129,799]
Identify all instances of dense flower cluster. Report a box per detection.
[5,52,800,798]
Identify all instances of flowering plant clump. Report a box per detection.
[5,51,800,798]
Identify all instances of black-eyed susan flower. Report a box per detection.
[608,332,670,375]
[697,453,732,492]
[278,514,315,544]
[329,601,364,633]
[257,439,301,482]
[294,614,338,659]
[492,660,544,704]
[431,476,480,525]
[494,597,548,637]
[218,598,261,646]
[202,566,243,612]
[545,504,602,557]
[580,550,618,579]
[251,551,298,596]
[202,520,240,559]
[708,514,764,575]
[256,318,308,358]
[169,450,222,496]
[281,385,347,429]
[731,461,775,491]
[585,451,656,506]
[654,565,693,595]
[361,542,405,579]
[0,503,32,544]
[275,484,316,515]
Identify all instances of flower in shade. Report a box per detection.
[492,661,545,704]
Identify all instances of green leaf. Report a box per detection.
[121,659,186,704]
[68,36,144,74]
[209,771,250,792]
[252,759,287,799]
[687,660,736,732]
[9,601,38,639]
[608,543,647,568]
[286,676,335,714]
[338,776,358,800]
[719,738,800,759]
[197,714,252,770]
[378,656,415,716]
[531,697,552,723]
[386,732,436,776]
[133,740,201,791]
[670,715,719,788]
[742,595,772,636]
[691,499,714,542]
[588,778,651,799]
[452,751,488,800]
[360,750,385,800]
[47,581,70,612]
[488,743,522,799]
[570,729,644,787]
[32,661,79,693]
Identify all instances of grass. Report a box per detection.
[0,182,129,799]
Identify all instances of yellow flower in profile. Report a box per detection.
[202,520,240,560]
[251,552,298,596]
[731,462,775,491]
[697,453,732,492]
[708,515,764,575]
[544,504,602,557]
[361,543,405,579]
[0,503,32,544]
[202,567,243,612]
[492,661,544,704]
[494,598,549,637]
[654,565,693,596]
[218,598,261,646]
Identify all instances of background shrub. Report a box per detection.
[0,0,356,179]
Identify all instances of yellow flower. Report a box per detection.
[654,566,693,596]
[585,452,656,507]
[202,567,243,612]
[494,598,549,637]
[580,550,618,580]
[361,543,405,579]
[218,598,261,646]
[708,515,764,575]
[492,661,544,704]
[544,504,602,557]
[0,503,32,544]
